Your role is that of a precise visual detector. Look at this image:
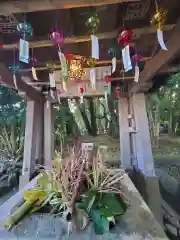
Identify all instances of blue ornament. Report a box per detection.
[17,22,33,37]
[8,64,19,72]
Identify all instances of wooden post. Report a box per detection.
[118,97,131,169]
[44,101,54,168]
[35,102,44,164]
[20,101,44,188]
[131,93,162,224]
[131,93,155,176]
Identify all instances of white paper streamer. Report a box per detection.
[50,89,55,99]
[112,57,116,73]
[80,95,84,103]
[13,73,18,89]
[49,72,56,88]
[62,81,67,92]
[134,66,139,82]
[104,92,108,104]
[157,29,168,51]
[91,35,99,59]
[57,93,61,104]
[122,45,132,72]
[31,67,38,80]
[90,68,96,89]
[46,101,50,109]
[19,38,29,63]
[58,51,67,73]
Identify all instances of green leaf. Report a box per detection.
[99,194,125,218]
[90,209,109,234]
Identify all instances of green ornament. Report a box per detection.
[86,13,100,34]
[46,61,56,72]
[108,47,116,57]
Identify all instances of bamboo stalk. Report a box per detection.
[3,200,37,230]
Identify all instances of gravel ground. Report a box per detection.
[155,162,180,182]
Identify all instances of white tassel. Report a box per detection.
[157,29,168,51]
[49,72,56,88]
[134,66,139,82]
[13,73,18,89]
[112,57,116,73]
[122,45,132,72]
[50,89,55,99]
[62,81,67,92]
[46,101,50,109]
[32,67,38,80]
[104,91,108,104]
[57,93,61,104]
[80,95,84,103]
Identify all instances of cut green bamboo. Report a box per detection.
[3,199,37,230]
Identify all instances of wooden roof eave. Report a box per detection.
[0,0,140,15]
[131,18,180,94]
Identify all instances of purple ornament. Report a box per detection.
[132,53,141,66]
[29,56,37,66]
[50,29,64,45]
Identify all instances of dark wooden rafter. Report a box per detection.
[131,19,180,93]
[0,63,44,102]
[0,0,140,15]
[1,24,175,50]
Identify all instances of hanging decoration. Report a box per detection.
[17,20,32,64]
[115,86,121,99]
[49,28,67,91]
[65,54,74,61]
[79,87,84,103]
[103,82,111,105]
[150,4,168,51]
[86,12,100,35]
[58,51,68,92]
[86,12,99,92]
[86,57,97,68]
[86,57,97,92]
[132,53,141,83]
[108,47,116,74]
[117,18,133,72]
[68,57,84,82]
[9,49,19,89]
[46,61,56,99]
[86,13,100,59]
[104,75,112,83]
[29,50,38,80]
[56,87,63,104]
[49,29,64,52]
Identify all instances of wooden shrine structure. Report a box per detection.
[0,0,180,225]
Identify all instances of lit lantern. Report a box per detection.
[68,57,84,81]
[117,28,133,47]
[115,86,121,98]
[50,29,64,46]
